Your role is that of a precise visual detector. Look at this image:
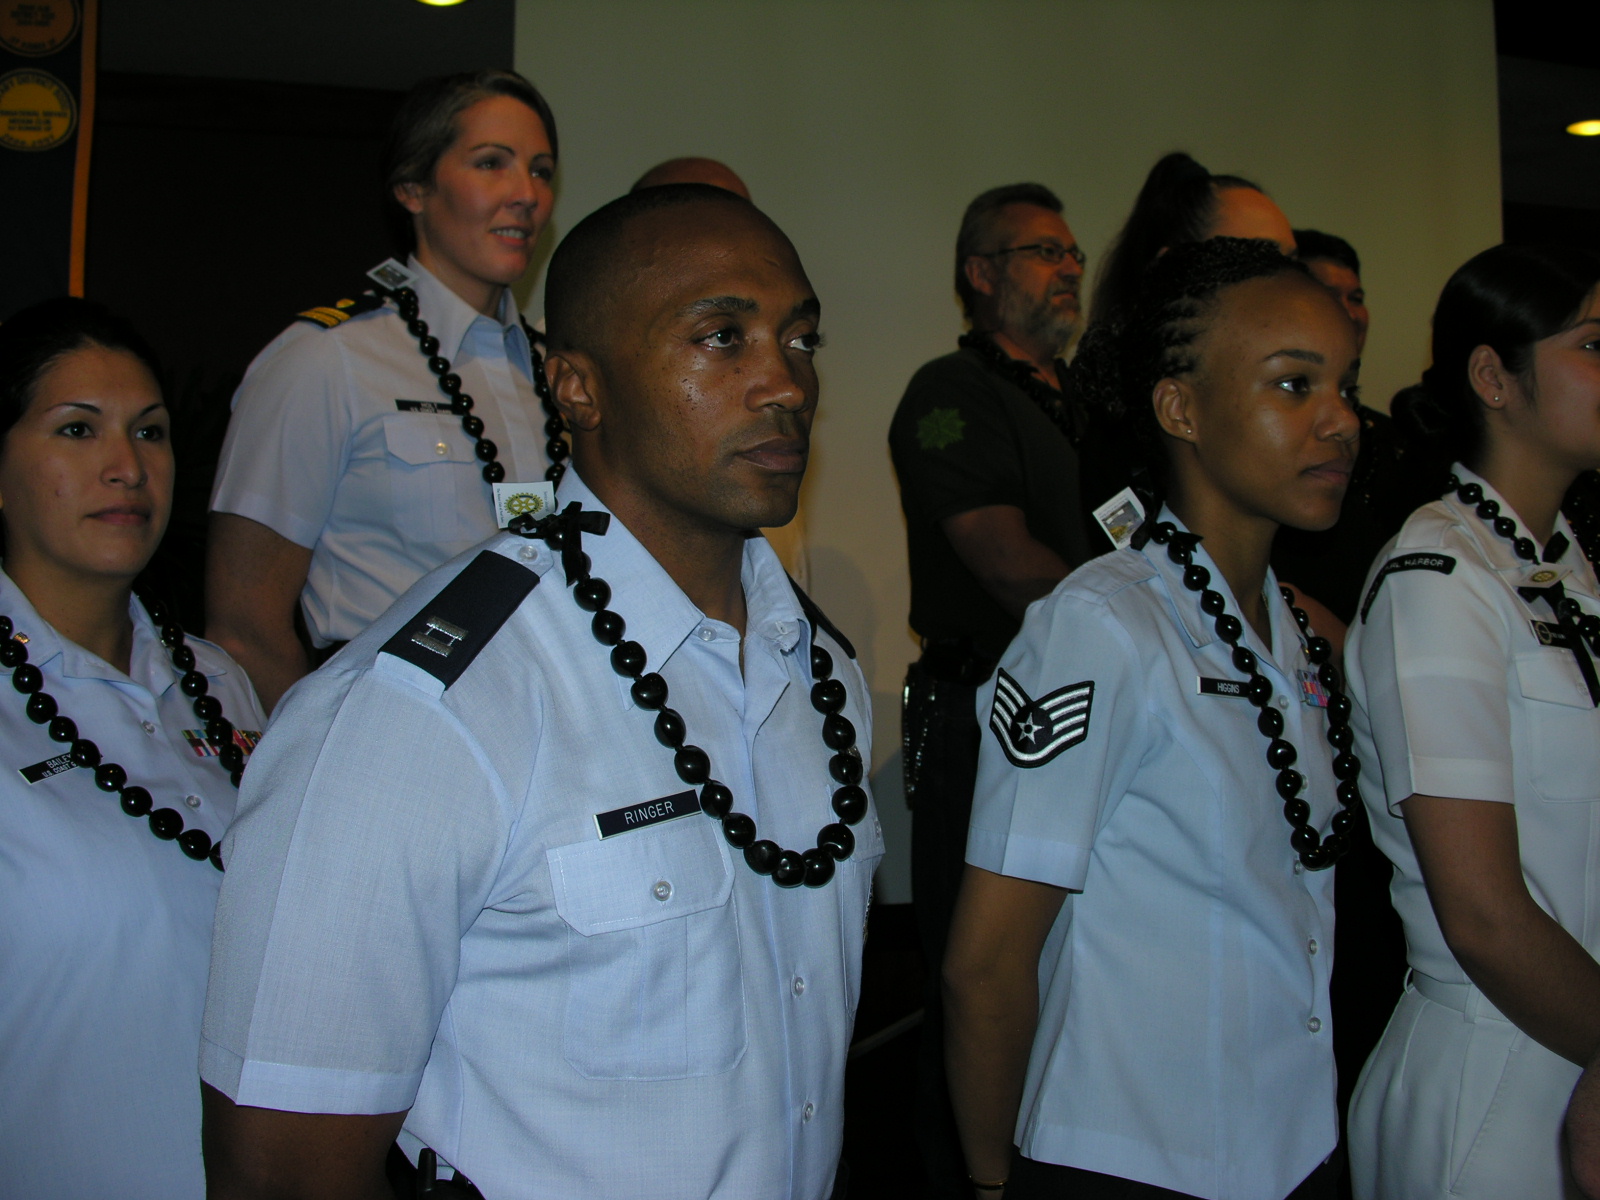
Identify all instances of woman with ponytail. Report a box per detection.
[946,238,1360,1200]
[1345,244,1600,1199]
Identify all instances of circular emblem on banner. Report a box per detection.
[505,491,546,517]
[0,69,76,151]
[0,0,81,57]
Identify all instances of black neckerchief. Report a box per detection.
[957,331,1083,445]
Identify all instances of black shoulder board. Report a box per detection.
[1360,551,1456,623]
[789,576,855,659]
[295,291,385,329]
[381,551,538,687]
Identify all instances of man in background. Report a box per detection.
[1295,228,1369,353]
[887,182,1091,1197]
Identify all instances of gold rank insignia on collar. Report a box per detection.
[295,292,385,329]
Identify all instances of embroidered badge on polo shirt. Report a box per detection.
[1360,552,1457,622]
[595,789,703,838]
[989,669,1094,768]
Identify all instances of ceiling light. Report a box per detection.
[1568,120,1600,137]
[415,0,467,6]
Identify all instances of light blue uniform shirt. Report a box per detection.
[211,258,550,646]
[201,472,883,1199]
[968,511,1338,1200]
[0,572,264,1199]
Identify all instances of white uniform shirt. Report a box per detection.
[968,511,1339,1200]
[211,258,550,645]
[1346,464,1600,990]
[0,573,264,1199]
[201,472,884,1200]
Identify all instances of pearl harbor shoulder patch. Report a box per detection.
[989,669,1094,768]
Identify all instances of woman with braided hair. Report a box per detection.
[0,298,266,1197]
[207,68,566,713]
[1344,244,1600,1199]
[945,237,1361,1200]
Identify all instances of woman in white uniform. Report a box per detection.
[0,298,266,1197]
[207,68,563,713]
[944,238,1362,1200]
[1346,243,1600,1199]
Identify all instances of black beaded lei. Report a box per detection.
[1,597,242,870]
[1132,519,1363,870]
[370,281,571,487]
[511,502,865,889]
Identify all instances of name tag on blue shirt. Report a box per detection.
[395,399,454,414]
[1531,619,1577,649]
[1197,676,1247,698]
[595,789,702,839]
[19,752,76,784]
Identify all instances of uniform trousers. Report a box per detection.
[1006,1148,1341,1200]
[905,650,989,1198]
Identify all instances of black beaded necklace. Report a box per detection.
[1133,519,1363,870]
[1448,473,1600,704]
[371,281,570,487]
[511,503,864,889]
[1,597,241,871]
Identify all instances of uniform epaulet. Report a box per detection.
[380,551,539,687]
[295,291,386,330]
[789,577,856,659]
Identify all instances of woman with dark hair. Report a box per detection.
[945,239,1360,1199]
[207,68,564,712]
[1345,244,1600,1199]
[1089,151,1296,327]
[0,297,265,1197]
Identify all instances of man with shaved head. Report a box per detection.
[631,155,752,199]
[200,184,881,1200]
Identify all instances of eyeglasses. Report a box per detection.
[984,241,1086,268]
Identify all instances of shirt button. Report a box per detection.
[184,794,202,809]
[1307,1016,1322,1033]
[698,627,715,642]
[1293,859,1305,875]
[141,721,157,734]
[792,976,806,996]
[1307,938,1319,955]
[652,880,672,902]
[435,441,449,456]
[1276,696,1290,710]
[518,545,537,561]
[802,1102,814,1122]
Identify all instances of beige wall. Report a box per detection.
[515,0,1501,900]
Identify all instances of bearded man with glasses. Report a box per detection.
[888,182,1094,1199]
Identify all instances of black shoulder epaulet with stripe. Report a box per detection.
[295,291,386,330]
[789,576,856,659]
[381,551,539,687]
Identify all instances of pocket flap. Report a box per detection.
[548,815,733,936]
[1514,651,1593,710]
[382,413,475,465]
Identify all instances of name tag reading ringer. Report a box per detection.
[595,789,702,839]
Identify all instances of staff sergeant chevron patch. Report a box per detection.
[989,669,1095,768]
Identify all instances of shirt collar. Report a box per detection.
[1140,507,1302,669]
[405,255,529,364]
[550,472,811,696]
[0,571,209,695]
[1443,462,1588,583]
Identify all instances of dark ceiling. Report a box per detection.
[1495,0,1600,222]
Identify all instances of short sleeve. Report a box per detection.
[200,661,516,1114]
[889,360,1026,523]
[966,588,1145,890]
[210,324,353,549]
[1353,548,1514,809]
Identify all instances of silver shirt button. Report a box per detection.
[1307,1016,1322,1033]
[792,976,806,996]
[1293,859,1305,875]
[1308,938,1319,955]
[652,880,672,902]
[434,441,449,456]
[518,545,537,561]
[1276,696,1290,710]
[142,721,157,734]
[183,794,202,809]
[802,1102,814,1122]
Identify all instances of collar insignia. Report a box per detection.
[411,616,467,658]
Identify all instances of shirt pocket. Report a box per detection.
[547,815,746,1080]
[1514,651,1600,802]
[379,413,478,545]
[837,811,886,1016]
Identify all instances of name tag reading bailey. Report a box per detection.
[19,752,76,784]
[595,789,703,839]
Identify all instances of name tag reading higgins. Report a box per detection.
[1197,676,1247,698]
[595,789,703,839]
